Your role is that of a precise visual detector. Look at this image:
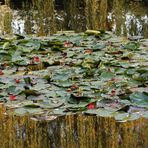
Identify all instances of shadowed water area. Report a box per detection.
[0,0,148,148]
[0,0,148,37]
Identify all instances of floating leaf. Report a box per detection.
[85,30,101,35]
[122,42,140,50]
[100,70,114,80]
[130,92,148,108]
[0,32,147,119]
[92,44,106,51]
[115,113,129,121]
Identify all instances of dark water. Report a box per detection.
[0,0,148,37]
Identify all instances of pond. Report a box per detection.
[0,0,148,37]
[0,29,148,148]
[0,1,148,148]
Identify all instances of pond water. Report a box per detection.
[0,0,148,37]
[0,1,148,147]
[0,107,148,148]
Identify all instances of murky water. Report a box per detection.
[0,0,148,37]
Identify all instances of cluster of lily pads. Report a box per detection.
[0,30,148,121]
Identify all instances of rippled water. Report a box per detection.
[0,0,148,37]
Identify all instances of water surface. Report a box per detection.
[0,0,147,37]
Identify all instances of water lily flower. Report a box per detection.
[84,49,93,54]
[87,103,95,109]
[64,42,73,48]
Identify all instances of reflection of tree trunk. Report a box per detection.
[85,0,108,30]
[129,20,136,36]
[99,0,108,30]
[3,12,12,34]
[64,0,86,32]
[113,0,127,36]
[85,0,100,30]
[64,0,108,31]
[24,13,32,34]
[5,0,32,9]
[0,5,12,35]
[0,105,148,148]
[32,0,56,36]
[143,23,148,38]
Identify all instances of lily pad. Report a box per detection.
[0,31,147,120]
[130,92,148,108]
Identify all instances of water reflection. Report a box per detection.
[108,0,148,37]
[11,11,25,34]
[0,0,147,37]
[0,112,148,148]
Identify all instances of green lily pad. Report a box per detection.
[0,32,147,119]
[115,113,129,121]
[100,70,114,80]
[122,42,140,50]
[92,44,106,51]
[130,92,148,108]
[14,107,43,115]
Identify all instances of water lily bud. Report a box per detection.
[87,103,95,109]
[33,56,40,62]
[110,89,116,97]
[15,79,20,84]
[111,89,116,93]
[9,95,17,101]
[0,70,4,75]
